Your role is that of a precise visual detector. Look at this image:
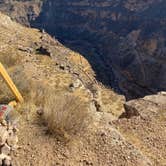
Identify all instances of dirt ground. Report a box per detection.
[12,110,152,166]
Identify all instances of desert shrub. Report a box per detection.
[0,65,32,103]
[43,91,91,141]
[0,79,13,104]
[32,83,46,107]
[0,54,21,68]
[9,66,32,99]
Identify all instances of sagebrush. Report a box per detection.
[43,91,91,141]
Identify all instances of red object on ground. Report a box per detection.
[0,105,7,117]
[1,106,7,111]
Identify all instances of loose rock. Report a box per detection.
[1,143,11,155]
[4,158,11,166]
[7,132,18,148]
[3,155,11,166]
[0,118,19,165]
[0,126,8,146]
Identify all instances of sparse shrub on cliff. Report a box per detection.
[0,55,30,103]
[43,91,91,141]
[10,67,32,97]
[0,80,13,104]
[0,54,21,68]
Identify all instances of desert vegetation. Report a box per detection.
[0,64,31,103]
[0,53,92,142]
[43,90,92,141]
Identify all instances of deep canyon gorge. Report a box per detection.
[0,1,166,165]
[0,0,166,99]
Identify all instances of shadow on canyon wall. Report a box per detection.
[31,0,166,100]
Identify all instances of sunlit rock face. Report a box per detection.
[0,0,43,26]
[0,0,166,99]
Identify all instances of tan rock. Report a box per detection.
[0,153,11,160]
[4,158,11,166]
[1,143,11,155]
[0,126,8,145]
[0,154,11,166]
[0,119,7,126]
[0,158,2,165]
[13,126,19,133]
[159,91,166,96]
[7,132,18,147]
[122,93,166,119]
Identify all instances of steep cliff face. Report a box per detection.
[0,0,166,99]
[0,0,42,26]
[32,0,166,99]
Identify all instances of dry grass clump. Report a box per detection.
[43,91,91,141]
[32,83,46,107]
[9,66,32,99]
[0,80,13,104]
[0,53,29,103]
[0,65,32,103]
[0,54,22,68]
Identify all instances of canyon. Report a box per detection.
[0,0,166,99]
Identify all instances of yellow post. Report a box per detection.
[0,62,24,103]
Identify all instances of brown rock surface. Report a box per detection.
[0,126,8,146]
[114,92,166,165]
[0,121,18,165]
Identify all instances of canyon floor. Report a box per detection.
[0,12,166,166]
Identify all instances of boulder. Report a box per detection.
[1,143,11,155]
[69,79,83,90]
[18,45,33,53]
[4,158,11,166]
[7,132,18,148]
[0,153,11,162]
[0,126,8,145]
[59,64,65,70]
[123,103,140,118]
[159,91,166,96]
[121,92,166,119]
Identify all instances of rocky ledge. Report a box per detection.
[122,91,166,119]
[114,92,166,165]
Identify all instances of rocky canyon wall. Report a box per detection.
[0,0,166,99]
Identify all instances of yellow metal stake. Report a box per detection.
[0,62,24,103]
